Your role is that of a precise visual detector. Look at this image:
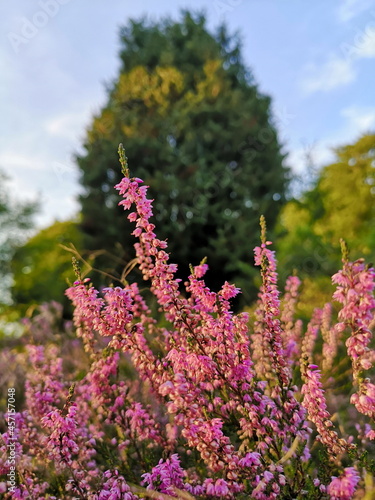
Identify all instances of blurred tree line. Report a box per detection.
[276,132,375,316]
[0,171,36,306]
[4,11,375,319]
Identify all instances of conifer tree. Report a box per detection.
[77,11,289,300]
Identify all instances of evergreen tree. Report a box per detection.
[77,11,289,302]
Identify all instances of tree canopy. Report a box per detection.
[77,11,289,302]
[276,132,375,314]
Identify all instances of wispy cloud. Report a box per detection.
[336,0,375,23]
[288,143,334,174]
[0,152,47,172]
[302,10,375,95]
[341,105,375,131]
[44,109,92,142]
[300,55,356,93]
[351,29,375,58]
[288,105,375,178]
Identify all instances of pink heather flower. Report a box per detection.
[213,478,229,496]
[238,452,262,467]
[350,380,375,420]
[142,454,185,496]
[301,364,347,456]
[251,468,283,500]
[281,276,302,363]
[254,237,290,387]
[193,262,209,278]
[41,403,79,465]
[99,470,137,500]
[281,276,301,327]
[327,467,360,500]
[65,282,104,352]
[101,287,134,335]
[332,259,375,373]
[251,299,273,380]
[220,281,241,300]
[333,256,375,427]
[333,259,375,328]
[203,477,240,497]
[320,303,341,373]
[5,478,50,499]
[24,344,65,420]
[300,308,322,365]
[125,402,163,444]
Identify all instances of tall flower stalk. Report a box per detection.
[332,240,375,437]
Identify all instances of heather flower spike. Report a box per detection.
[72,256,82,282]
[260,214,267,245]
[340,238,350,264]
[118,143,129,177]
[254,214,290,387]
[332,240,375,431]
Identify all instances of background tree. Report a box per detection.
[276,132,375,315]
[0,169,37,306]
[77,11,289,303]
[11,220,82,312]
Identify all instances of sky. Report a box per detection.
[1,0,375,229]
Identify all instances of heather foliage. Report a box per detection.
[1,147,375,499]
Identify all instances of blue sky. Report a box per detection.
[1,0,375,228]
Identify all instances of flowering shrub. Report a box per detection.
[0,145,374,499]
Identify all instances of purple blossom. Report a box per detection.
[327,467,360,500]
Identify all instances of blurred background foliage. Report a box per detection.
[1,11,375,331]
[276,132,375,317]
[10,220,82,314]
[75,11,289,305]
[0,170,37,307]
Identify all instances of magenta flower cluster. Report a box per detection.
[0,150,374,499]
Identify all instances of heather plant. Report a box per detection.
[0,145,374,499]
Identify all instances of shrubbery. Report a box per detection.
[0,147,374,499]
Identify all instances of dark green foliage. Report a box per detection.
[77,11,289,303]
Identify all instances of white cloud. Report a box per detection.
[341,105,375,131]
[302,8,375,95]
[339,20,375,60]
[0,147,80,225]
[288,143,335,174]
[337,0,375,23]
[0,152,47,171]
[44,110,91,141]
[35,193,80,229]
[352,28,375,58]
[300,55,356,94]
[288,106,375,176]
